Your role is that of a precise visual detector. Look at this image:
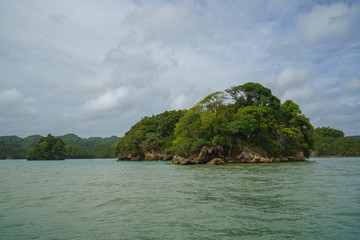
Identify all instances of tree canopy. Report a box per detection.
[26,134,66,160]
[0,134,119,159]
[116,82,315,160]
[313,127,360,156]
[115,110,187,156]
[171,82,313,158]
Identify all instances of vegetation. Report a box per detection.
[171,82,313,158]
[115,110,187,156]
[0,134,119,159]
[313,127,360,156]
[116,82,315,160]
[26,134,66,160]
[2,83,358,160]
[0,141,25,159]
[60,134,119,158]
[353,136,360,140]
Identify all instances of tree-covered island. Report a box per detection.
[26,134,66,160]
[0,134,119,159]
[313,127,360,157]
[115,82,314,164]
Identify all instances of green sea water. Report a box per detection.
[0,158,359,239]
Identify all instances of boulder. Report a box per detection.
[144,153,173,161]
[172,155,195,165]
[117,153,144,161]
[196,145,228,164]
[207,158,226,165]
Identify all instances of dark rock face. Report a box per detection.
[197,145,228,163]
[117,153,173,161]
[171,145,305,165]
[118,146,306,165]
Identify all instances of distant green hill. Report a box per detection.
[60,134,120,159]
[0,134,119,159]
[0,135,22,143]
[352,135,360,140]
[313,127,360,157]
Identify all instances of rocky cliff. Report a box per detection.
[171,145,305,165]
[117,145,305,165]
[117,152,173,161]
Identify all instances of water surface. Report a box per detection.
[0,158,359,239]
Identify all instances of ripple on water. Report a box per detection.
[0,158,359,240]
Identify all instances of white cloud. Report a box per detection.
[297,2,360,44]
[125,2,217,44]
[0,1,359,137]
[0,88,37,121]
[342,77,360,93]
[278,67,309,90]
[83,87,129,112]
[260,67,315,103]
[74,68,113,93]
[48,13,66,24]
[0,88,22,107]
[105,48,159,88]
[170,94,188,110]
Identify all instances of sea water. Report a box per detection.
[0,158,359,239]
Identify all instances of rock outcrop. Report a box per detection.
[117,152,173,161]
[118,146,306,165]
[172,155,194,165]
[207,158,226,165]
[171,145,305,165]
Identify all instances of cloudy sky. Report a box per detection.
[0,0,359,138]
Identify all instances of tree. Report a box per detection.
[26,134,66,160]
[117,82,315,161]
[312,127,360,156]
[233,106,274,141]
[199,91,228,113]
[0,141,25,159]
[115,110,186,156]
[226,82,280,110]
[330,137,360,156]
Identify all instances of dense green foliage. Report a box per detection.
[0,134,119,159]
[0,135,41,159]
[26,134,66,160]
[352,136,360,140]
[116,82,315,159]
[0,141,25,159]
[60,134,119,158]
[171,82,313,158]
[115,110,187,156]
[313,127,360,156]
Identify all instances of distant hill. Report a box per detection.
[352,135,360,140]
[0,134,119,159]
[0,135,22,144]
[313,127,360,157]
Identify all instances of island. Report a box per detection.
[312,127,360,157]
[26,134,66,160]
[115,82,314,164]
[0,134,119,159]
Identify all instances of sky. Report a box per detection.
[0,0,359,138]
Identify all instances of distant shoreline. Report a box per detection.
[310,155,360,158]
